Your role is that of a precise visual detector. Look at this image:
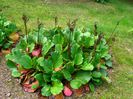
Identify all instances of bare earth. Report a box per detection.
[0,56,38,99]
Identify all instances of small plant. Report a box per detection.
[0,15,19,54]
[95,0,110,3]
[6,18,112,98]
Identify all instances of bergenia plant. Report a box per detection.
[0,15,19,54]
[6,19,112,98]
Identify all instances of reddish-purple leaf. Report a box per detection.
[32,48,41,57]
[63,86,73,97]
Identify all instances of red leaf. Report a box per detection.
[63,86,73,97]
[21,70,29,74]
[22,78,39,93]
[0,52,2,56]
[32,48,41,57]
[84,84,90,93]
[23,86,36,92]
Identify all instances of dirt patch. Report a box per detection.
[0,56,38,99]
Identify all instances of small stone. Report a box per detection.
[6,93,11,97]
[7,78,12,82]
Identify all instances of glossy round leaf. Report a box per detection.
[51,81,63,95]
[74,53,83,65]
[11,69,21,77]
[41,85,52,96]
[6,60,16,70]
[81,62,94,71]
[70,79,82,89]
[92,71,102,78]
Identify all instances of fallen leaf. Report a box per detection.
[54,66,63,72]
[73,86,84,97]
[9,32,19,42]
[1,49,11,54]
[54,92,64,99]
[22,77,39,93]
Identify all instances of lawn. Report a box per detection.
[0,0,133,98]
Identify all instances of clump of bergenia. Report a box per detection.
[6,19,112,98]
[0,15,19,55]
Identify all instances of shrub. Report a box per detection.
[0,15,19,54]
[6,20,112,97]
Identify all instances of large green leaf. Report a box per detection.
[92,71,102,78]
[53,34,64,45]
[62,69,72,81]
[73,29,82,42]
[27,43,35,53]
[80,32,95,48]
[51,72,63,81]
[52,52,63,68]
[37,57,53,73]
[11,69,21,77]
[6,49,32,69]
[35,73,45,86]
[15,39,27,51]
[81,62,94,71]
[71,43,80,58]
[102,54,111,60]
[19,55,32,69]
[43,73,51,82]
[62,51,69,61]
[6,60,16,70]
[51,81,63,95]
[55,44,62,53]
[75,71,92,84]
[106,60,112,67]
[41,84,52,96]
[64,62,74,74]
[70,79,82,89]
[74,53,83,65]
[42,40,53,56]
[70,71,91,89]
[6,49,22,61]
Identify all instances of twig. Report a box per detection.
[37,18,42,44]
[107,17,124,44]
[94,22,98,36]
[22,14,29,43]
[89,33,103,63]
[67,19,78,58]
[54,16,58,27]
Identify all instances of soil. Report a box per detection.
[0,56,38,99]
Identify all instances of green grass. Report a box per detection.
[1,0,133,98]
